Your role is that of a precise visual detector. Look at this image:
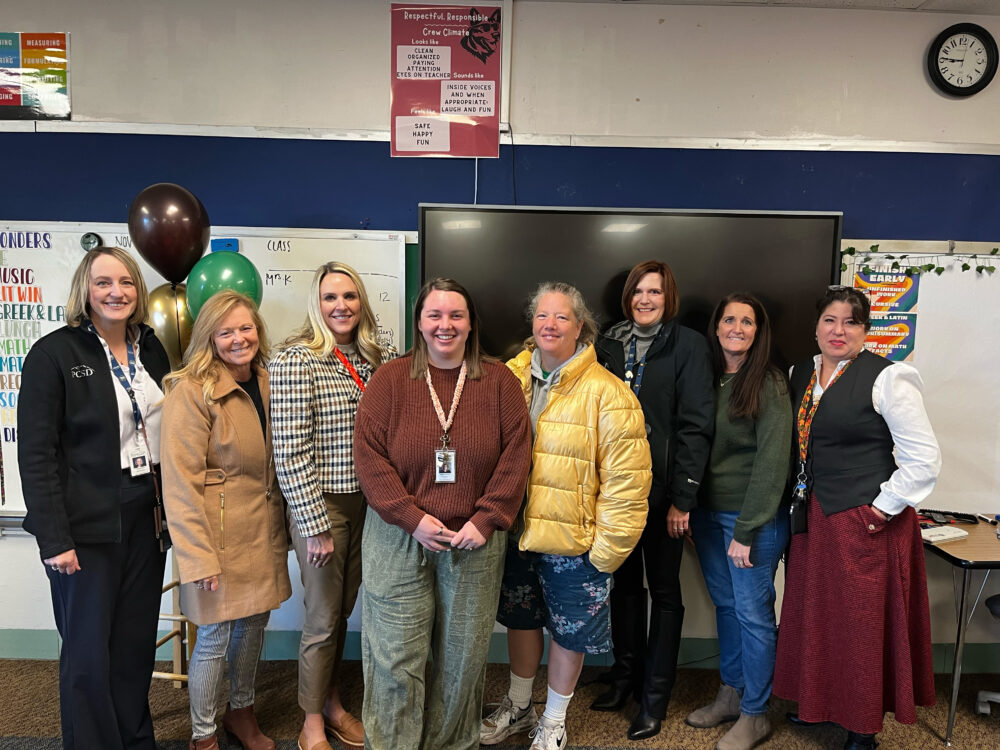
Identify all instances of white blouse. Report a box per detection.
[93,327,165,468]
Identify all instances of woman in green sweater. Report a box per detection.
[687,292,792,750]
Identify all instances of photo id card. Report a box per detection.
[129,450,151,477]
[435,449,456,483]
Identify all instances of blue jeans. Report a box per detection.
[691,508,789,716]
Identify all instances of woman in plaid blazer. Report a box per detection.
[270,262,394,750]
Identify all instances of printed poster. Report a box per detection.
[390,4,501,158]
[865,313,917,362]
[0,32,70,120]
[853,269,920,361]
[854,269,919,314]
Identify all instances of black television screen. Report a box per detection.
[419,204,842,368]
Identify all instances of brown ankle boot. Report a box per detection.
[188,736,219,750]
[222,703,276,750]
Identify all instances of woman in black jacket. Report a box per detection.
[592,259,715,740]
[19,247,171,750]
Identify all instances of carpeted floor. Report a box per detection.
[1,660,999,748]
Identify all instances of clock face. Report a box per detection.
[928,24,999,97]
[936,33,990,89]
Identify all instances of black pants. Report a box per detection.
[46,475,166,750]
[613,508,684,609]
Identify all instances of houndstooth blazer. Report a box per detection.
[269,342,396,538]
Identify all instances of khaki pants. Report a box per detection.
[361,511,506,750]
[288,491,366,713]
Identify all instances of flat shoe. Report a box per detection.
[324,712,364,748]
[297,730,333,750]
[785,711,831,727]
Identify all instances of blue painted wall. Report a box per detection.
[1,132,998,241]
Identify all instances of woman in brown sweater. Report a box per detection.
[353,278,532,750]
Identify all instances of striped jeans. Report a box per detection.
[188,611,270,739]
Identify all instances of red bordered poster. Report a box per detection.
[390,4,501,158]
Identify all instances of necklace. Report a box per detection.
[719,373,736,388]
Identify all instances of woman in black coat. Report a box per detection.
[19,247,170,750]
[592,259,715,740]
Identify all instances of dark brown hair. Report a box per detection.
[409,278,489,379]
[817,286,872,331]
[621,260,679,323]
[708,292,786,420]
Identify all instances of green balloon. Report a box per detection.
[185,251,264,319]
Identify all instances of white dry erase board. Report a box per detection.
[841,240,1000,517]
[0,221,406,513]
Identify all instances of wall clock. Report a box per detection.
[927,23,998,97]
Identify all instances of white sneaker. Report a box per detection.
[480,695,537,745]
[529,715,568,750]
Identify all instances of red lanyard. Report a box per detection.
[795,361,852,461]
[334,348,365,392]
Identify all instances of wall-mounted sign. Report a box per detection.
[0,32,70,120]
[854,268,919,314]
[390,4,501,158]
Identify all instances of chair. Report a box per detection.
[974,594,1000,715]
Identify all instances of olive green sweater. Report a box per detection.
[700,372,793,545]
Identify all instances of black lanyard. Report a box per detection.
[624,335,647,396]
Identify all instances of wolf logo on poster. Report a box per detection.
[461,8,501,63]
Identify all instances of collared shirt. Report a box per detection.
[92,325,164,468]
[806,354,941,516]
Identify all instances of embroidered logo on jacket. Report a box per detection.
[70,365,94,378]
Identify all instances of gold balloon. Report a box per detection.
[148,283,193,369]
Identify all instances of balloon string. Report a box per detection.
[173,287,184,365]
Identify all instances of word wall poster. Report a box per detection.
[0,32,70,120]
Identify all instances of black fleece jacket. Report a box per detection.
[18,323,170,559]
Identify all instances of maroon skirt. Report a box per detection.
[773,496,935,733]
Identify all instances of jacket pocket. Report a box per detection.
[205,470,227,550]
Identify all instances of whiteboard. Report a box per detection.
[842,241,1000,517]
[0,221,406,512]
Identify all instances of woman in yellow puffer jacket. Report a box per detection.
[479,281,651,750]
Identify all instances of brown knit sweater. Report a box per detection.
[353,356,531,539]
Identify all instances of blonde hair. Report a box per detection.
[163,291,270,404]
[282,262,385,368]
[66,247,149,328]
[523,281,598,349]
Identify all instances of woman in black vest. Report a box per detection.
[19,247,171,750]
[592,260,715,740]
[772,286,941,750]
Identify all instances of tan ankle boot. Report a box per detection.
[716,712,771,750]
[686,683,741,728]
[222,703,276,750]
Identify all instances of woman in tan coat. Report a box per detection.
[162,290,291,750]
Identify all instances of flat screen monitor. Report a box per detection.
[419,204,843,368]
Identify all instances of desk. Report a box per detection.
[923,522,1000,745]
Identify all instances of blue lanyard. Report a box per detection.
[88,323,143,431]
[624,335,647,396]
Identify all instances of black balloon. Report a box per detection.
[127,183,210,283]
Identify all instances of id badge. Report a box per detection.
[435,449,456,483]
[129,449,151,476]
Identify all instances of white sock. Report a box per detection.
[541,686,573,725]
[508,672,534,710]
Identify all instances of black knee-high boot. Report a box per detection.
[628,606,683,740]
[590,590,648,711]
